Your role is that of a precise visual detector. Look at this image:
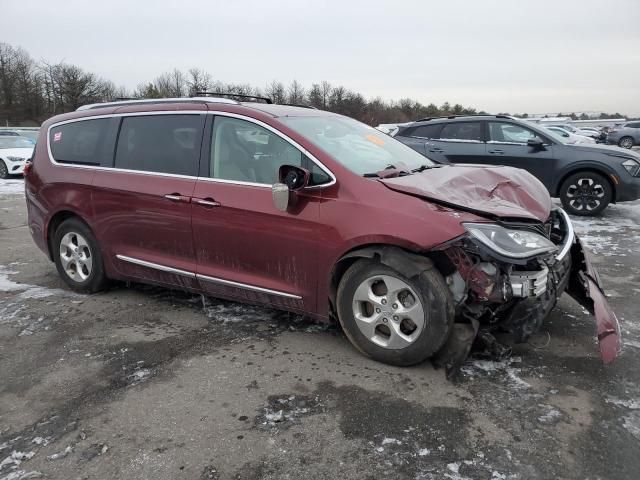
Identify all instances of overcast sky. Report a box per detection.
[4,0,639,115]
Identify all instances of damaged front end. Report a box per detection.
[434,208,621,376]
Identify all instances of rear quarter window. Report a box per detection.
[49,118,113,166]
[406,124,443,139]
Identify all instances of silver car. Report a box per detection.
[607,121,640,149]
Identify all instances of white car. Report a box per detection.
[0,136,34,178]
[549,124,598,138]
[544,126,595,145]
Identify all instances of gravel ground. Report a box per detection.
[1,178,639,480]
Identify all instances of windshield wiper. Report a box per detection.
[363,164,397,178]
[411,164,432,173]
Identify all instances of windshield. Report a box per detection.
[280,116,434,175]
[0,137,35,149]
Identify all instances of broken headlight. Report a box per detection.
[622,159,640,177]
[463,223,557,259]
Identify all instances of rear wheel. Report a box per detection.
[618,136,634,149]
[336,259,454,366]
[559,172,612,216]
[53,218,108,293]
[0,160,8,179]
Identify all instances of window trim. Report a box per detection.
[436,121,484,144]
[46,111,337,189]
[486,121,553,146]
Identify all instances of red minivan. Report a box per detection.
[24,97,621,368]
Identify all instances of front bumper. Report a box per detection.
[3,158,26,174]
[567,236,621,363]
[505,211,621,364]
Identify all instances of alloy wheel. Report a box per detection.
[59,232,93,282]
[619,137,634,149]
[0,160,8,179]
[351,274,425,349]
[565,178,605,212]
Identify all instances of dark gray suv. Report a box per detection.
[395,115,640,215]
[606,121,640,149]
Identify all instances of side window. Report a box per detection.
[488,122,539,144]
[629,122,640,129]
[211,116,330,186]
[114,115,203,176]
[49,119,112,166]
[409,124,442,139]
[439,122,482,142]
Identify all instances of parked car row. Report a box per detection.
[20,97,620,369]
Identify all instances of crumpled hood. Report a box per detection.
[379,164,552,222]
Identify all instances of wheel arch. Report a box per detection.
[327,243,454,318]
[46,210,93,261]
[554,166,617,202]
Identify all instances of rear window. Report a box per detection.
[406,124,442,139]
[114,115,204,176]
[439,122,482,142]
[49,119,111,166]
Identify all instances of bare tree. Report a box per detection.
[287,80,306,104]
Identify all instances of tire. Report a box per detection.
[0,160,8,179]
[559,171,612,216]
[53,217,108,293]
[336,258,454,366]
[618,136,634,149]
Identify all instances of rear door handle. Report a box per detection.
[193,197,221,208]
[164,193,190,202]
[429,147,444,153]
[488,149,504,155]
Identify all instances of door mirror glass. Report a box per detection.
[527,137,544,148]
[279,165,310,191]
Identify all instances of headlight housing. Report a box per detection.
[6,156,25,162]
[622,159,640,177]
[463,223,557,259]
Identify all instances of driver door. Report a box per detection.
[191,115,329,312]
[485,121,555,189]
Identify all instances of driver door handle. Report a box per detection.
[488,149,504,155]
[164,193,190,202]
[193,197,221,208]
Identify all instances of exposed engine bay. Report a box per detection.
[433,208,618,377]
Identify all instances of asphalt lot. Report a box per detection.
[1,178,639,480]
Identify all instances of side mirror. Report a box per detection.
[527,137,544,148]
[272,165,311,212]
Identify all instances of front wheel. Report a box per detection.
[559,172,612,216]
[0,160,8,179]
[336,259,454,366]
[53,218,108,293]
[618,136,634,149]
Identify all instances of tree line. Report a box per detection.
[0,42,631,127]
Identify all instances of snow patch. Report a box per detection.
[537,405,562,424]
[0,179,24,197]
[622,411,640,441]
[46,445,72,461]
[381,437,402,446]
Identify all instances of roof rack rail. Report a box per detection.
[76,97,238,111]
[195,91,272,104]
[413,114,514,122]
[279,103,317,109]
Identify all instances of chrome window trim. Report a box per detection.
[207,111,336,189]
[116,254,302,299]
[196,273,302,300]
[46,111,337,189]
[116,254,196,278]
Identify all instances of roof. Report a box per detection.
[240,103,334,118]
